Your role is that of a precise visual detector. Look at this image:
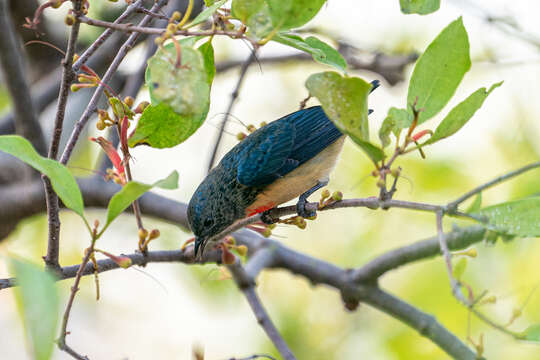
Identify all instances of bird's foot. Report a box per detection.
[296,197,317,218]
[261,210,279,224]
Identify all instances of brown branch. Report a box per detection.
[229,262,296,360]
[0,0,47,155]
[352,225,486,282]
[42,0,83,270]
[207,51,257,172]
[59,0,169,165]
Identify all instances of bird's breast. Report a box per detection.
[245,136,345,216]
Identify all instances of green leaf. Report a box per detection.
[140,41,212,148]
[426,82,502,144]
[0,135,85,218]
[379,107,413,147]
[198,40,216,85]
[231,0,326,35]
[521,323,540,342]
[129,103,207,148]
[305,71,385,163]
[266,0,326,31]
[407,17,471,124]
[105,171,179,228]
[465,193,482,214]
[474,196,540,237]
[146,41,210,116]
[10,258,59,360]
[452,257,467,280]
[273,34,347,72]
[400,0,440,15]
[189,0,227,27]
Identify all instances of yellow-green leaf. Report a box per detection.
[305,71,385,163]
[10,257,59,360]
[105,171,179,228]
[407,18,471,124]
[0,135,85,218]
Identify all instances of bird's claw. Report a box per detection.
[296,198,316,218]
[261,210,278,224]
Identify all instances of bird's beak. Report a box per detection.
[194,237,202,258]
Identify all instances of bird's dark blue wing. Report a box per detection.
[236,119,296,186]
[281,106,342,170]
[236,106,342,187]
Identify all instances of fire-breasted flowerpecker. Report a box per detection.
[188,81,379,256]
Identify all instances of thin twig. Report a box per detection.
[60,0,169,165]
[58,235,97,359]
[76,15,258,47]
[447,160,540,209]
[436,210,467,302]
[228,262,296,360]
[42,0,83,270]
[72,0,145,73]
[207,51,257,172]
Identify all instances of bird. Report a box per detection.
[188,80,379,257]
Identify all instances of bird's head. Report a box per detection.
[187,179,238,258]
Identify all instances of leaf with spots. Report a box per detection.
[400,0,440,15]
[473,196,540,237]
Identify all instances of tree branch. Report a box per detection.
[0,0,47,155]
[229,262,297,360]
[42,0,83,270]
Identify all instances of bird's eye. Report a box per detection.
[203,218,213,227]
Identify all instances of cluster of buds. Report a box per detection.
[139,228,161,252]
[220,236,248,265]
[236,122,267,141]
[154,10,188,47]
[70,54,101,92]
[319,189,343,209]
[279,216,308,229]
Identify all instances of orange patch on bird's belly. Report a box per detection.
[246,202,276,217]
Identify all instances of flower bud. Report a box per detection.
[154,37,164,46]
[260,121,267,127]
[262,228,272,237]
[332,191,343,201]
[236,132,247,141]
[96,120,106,131]
[116,256,132,268]
[138,228,148,241]
[65,14,75,26]
[148,229,160,240]
[166,23,176,33]
[134,101,150,114]
[123,96,134,108]
[321,189,330,199]
[172,11,182,21]
[236,245,248,256]
[52,1,63,9]
[247,124,256,133]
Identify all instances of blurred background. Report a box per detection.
[1,0,540,359]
